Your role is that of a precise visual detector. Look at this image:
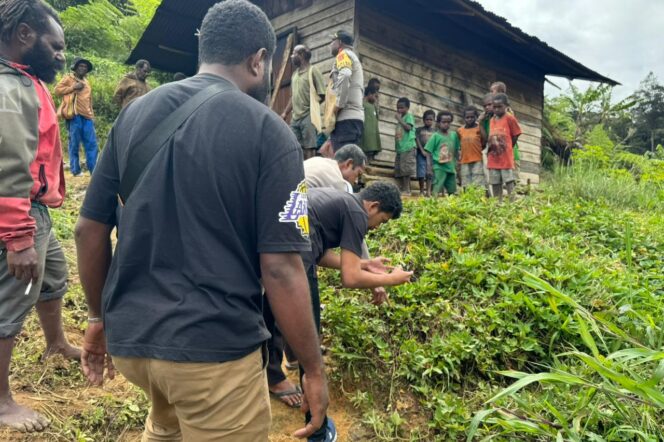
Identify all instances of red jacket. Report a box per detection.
[0,60,66,252]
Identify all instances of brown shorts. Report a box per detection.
[394,149,417,178]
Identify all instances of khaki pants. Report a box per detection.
[114,349,271,441]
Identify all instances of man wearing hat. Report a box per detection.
[327,30,364,153]
[54,57,98,176]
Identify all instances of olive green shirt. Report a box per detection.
[291,65,325,121]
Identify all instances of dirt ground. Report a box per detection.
[0,174,364,441]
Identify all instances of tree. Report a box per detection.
[542,83,635,166]
[559,83,636,145]
[58,0,159,61]
[630,72,664,154]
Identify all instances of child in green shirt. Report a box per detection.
[394,97,416,195]
[425,110,460,197]
[360,85,381,162]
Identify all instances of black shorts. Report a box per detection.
[330,119,363,151]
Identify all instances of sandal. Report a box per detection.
[270,385,302,408]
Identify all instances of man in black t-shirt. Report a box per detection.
[74,1,327,440]
[300,182,413,441]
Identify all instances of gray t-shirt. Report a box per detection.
[303,157,352,193]
[80,74,311,362]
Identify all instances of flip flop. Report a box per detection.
[270,385,302,408]
[285,361,299,371]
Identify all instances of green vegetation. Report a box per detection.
[321,174,663,440]
[48,0,162,147]
[6,2,658,441]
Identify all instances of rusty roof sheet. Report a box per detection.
[129,0,618,85]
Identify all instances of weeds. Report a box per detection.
[321,174,664,440]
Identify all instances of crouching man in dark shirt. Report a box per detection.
[73,1,327,440]
[301,181,412,441]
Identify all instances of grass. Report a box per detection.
[320,170,664,440]
[543,163,664,211]
[4,165,663,441]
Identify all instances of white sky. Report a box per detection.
[475,0,664,100]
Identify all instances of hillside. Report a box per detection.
[2,169,662,441]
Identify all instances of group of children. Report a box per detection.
[360,80,523,201]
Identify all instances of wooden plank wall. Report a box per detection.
[357,6,544,184]
[269,0,355,78]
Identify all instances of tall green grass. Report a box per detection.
[543,164,664,211]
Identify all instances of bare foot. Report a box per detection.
[42,343,81,362]
[269,380,302,408]
[0,396,50,432]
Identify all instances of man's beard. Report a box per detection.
[23,40,64,83]
[247,68,271,105]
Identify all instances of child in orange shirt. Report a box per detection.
[487,93,521,202]
[457,107,486,189]
[490,82,520,177]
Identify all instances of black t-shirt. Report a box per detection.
[303,188,368,270]
[80,74,311,362]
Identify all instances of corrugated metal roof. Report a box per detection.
[450,0,618,84]
[128,0,618,85]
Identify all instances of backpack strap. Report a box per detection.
[118,80,233,204]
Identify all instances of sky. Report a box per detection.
[475,0,664,100]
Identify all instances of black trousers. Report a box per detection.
[264,265,328,440]
[330,119,363,151]
[264,300,287,386]
[299,265,328,441]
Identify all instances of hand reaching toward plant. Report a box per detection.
[362,256,393,274]
[371,286,389,305]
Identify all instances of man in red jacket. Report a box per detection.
[0,0,80,433]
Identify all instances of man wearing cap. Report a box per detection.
[328,30,364,153]
[54,57,98,176]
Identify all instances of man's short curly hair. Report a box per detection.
[359,181,403,219]
[199,0,276,66]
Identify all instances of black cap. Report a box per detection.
[331,30,354,45]
[71,57,93,73]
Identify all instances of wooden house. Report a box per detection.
[129,0,617,184]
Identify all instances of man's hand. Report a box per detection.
[81,322,115,386]
[7,247,39,284]
[371,287,389,305]
[389,266,413,285]
[319,139,334,159]
[293,372,329,439]
[73,82,85,91]
[362,256,392,274]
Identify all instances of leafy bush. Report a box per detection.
[320,181,664,440]
[60,0,159,61]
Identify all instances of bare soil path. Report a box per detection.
[0,174,364,441]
